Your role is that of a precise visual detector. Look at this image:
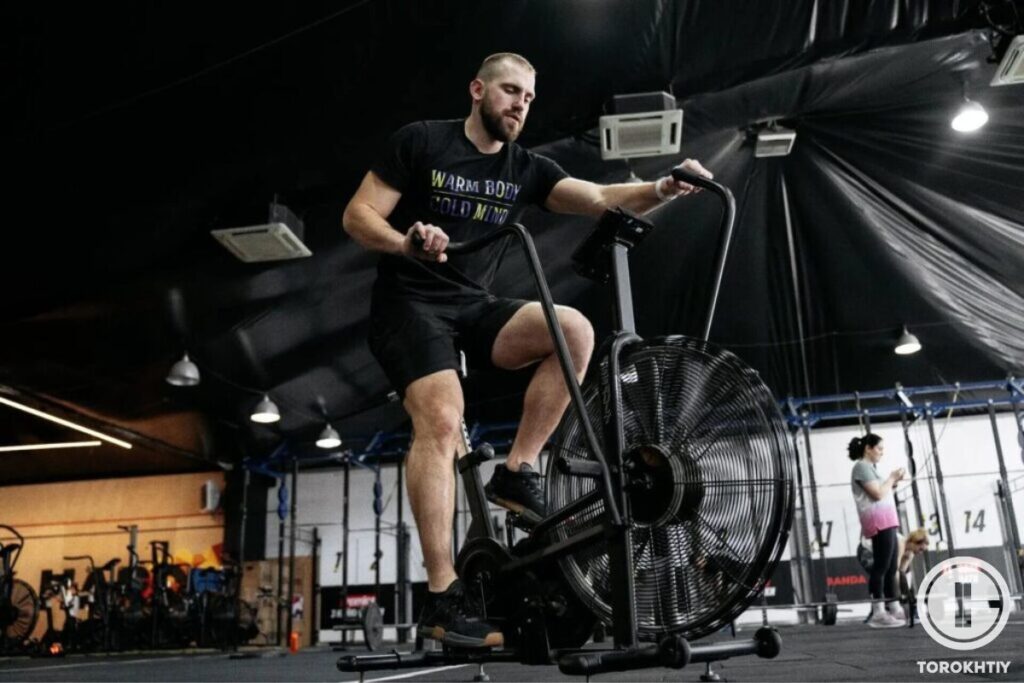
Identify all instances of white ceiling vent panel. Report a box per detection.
[211,223,312,263]
[991,35,1024,86]
[599,110,683,160]
[211,201,312,263]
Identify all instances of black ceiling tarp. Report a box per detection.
[511,30,1021,398]
[2,2,1022,483]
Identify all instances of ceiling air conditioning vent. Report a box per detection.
[599,110,683,160]
[991,34,1024,86]
[211,201,312,263]
[755,128,797,158]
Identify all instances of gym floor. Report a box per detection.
[2,621,1021,682]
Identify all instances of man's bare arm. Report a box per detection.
[545,159,712,217]
[342,171,448,262]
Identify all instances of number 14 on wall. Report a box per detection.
[962,509,986,535]
[926,509,986,537]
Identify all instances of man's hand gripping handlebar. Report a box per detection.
[405,222,449,262]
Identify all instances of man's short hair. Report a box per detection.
[476,52,535,82]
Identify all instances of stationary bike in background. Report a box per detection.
[146,540,191,647]
[113,524,149,648]
[1,525,39,652]
[340,168,795,678]
[66,553,122,651]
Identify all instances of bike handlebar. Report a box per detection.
[670,167,736,341]
[670,166,717,190]
[0,525,24,570]
[409,228,507,257]
[64,554,97,571]
[0,524,23,545]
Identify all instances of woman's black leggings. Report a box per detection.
[869,527,899,600]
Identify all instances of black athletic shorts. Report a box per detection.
[368,290,529,395]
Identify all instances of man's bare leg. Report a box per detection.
[491,303,595,470]
[403,370,465,592]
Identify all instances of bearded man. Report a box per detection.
[343,52,711,647]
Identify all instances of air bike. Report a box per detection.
[338,168,796,678]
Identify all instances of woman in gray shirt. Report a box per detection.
[849,433,906,628]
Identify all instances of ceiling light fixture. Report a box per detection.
[250,394,281,424]
[166,352,201,386]
[755,121,797,157]
[0,440,103,453]
[0,396,133,449]
[316,423,342,450]
[951,97,989,132]
[894,326,922,355]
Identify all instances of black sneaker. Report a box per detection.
[485,462,545,519]
[416,580,503,648]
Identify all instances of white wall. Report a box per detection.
[790,410,1024,560]
[264,411,1023,629]
[264,455,552,589]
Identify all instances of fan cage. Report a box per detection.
[546,336,795,641]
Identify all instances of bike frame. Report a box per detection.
[441,169,736,649]
[339,170,782,677]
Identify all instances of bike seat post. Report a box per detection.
[452,356,499,544]
[457,420,499,543]
[609,242,636,335]
[573,210,650,336]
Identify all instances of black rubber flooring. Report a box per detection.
[1,621,1021,682]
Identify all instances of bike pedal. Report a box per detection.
[506,509,541,530]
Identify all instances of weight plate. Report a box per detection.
[822,601,838,626]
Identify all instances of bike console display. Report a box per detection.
[572,208,654,283]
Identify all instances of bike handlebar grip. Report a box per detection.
[409,227,487,257]
[670,166,718,191]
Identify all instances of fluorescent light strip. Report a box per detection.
[0,396,132,449]
[0,440,103,453]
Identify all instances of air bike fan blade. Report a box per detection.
[547,337,795,640]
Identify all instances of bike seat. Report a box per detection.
[572,208,654,283]
[0,543,20,558]
[103,558,121,571]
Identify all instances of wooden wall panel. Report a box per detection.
[0,472,225,640]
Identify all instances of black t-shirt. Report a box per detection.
[370,119,568,300]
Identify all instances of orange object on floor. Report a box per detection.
[289,631,300,653]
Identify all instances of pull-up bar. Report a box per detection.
[784,377,1024,428]
[782,376,1024,589]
